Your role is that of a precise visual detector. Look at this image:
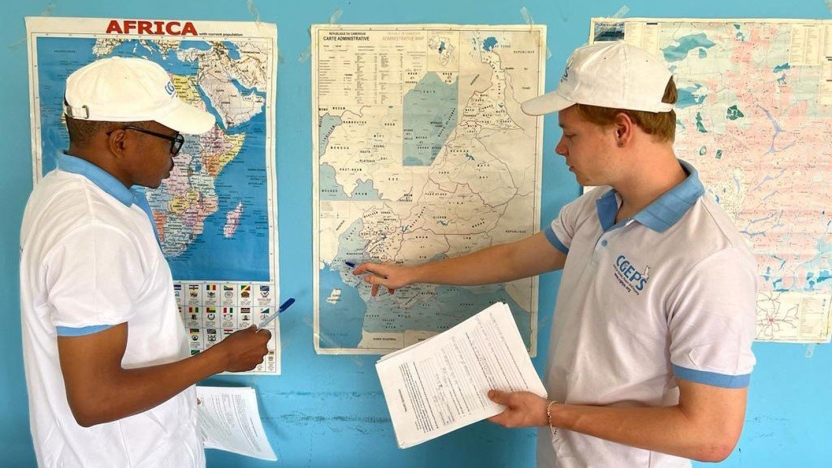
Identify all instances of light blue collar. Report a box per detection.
[56,152,147,207]
[596,159,705,233]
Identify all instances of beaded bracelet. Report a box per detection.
[546,400,559,438]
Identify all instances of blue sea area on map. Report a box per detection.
[196,86,225,131]
[230,77,260,97]
[36,36,270,281]
[677,85,706,108]
[402,72,458,166]
[318,219,533,349]
[349,179,381,200]
[319,164,350,200]
[165,94,269,281]
[225,42,241,60]
[180,40,212,51]
[483,36,498,51]
[317,263,532,350]
[319,113,343,156]
[661,33,716,62]
[318,165,382,201]
[318,264,367,348]
[773,63,791,73]
[111,40,200,75]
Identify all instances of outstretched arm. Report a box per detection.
[58,324,270,427]
[354,231,567,296]
[488,379,747,462]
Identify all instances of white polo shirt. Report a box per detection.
[19,153,204,468]
[538,160,757,468]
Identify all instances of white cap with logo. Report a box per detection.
[522,41,674,116]
[63,56,215,134]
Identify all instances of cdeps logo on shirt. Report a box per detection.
[613,254,650,295]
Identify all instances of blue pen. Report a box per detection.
[257,297,295,329]
[345,261,387,279]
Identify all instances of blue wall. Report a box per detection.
[2,1,830,467]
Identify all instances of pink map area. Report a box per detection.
[673,23,832,293]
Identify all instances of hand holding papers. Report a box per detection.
[375,302,546,448]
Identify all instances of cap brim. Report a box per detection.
[156,101,216,134]
[521,91,574,116]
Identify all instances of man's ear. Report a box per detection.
[106,127,129,158]
[613,112,635,147]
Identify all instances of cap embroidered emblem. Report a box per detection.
[560,58,572,83]
[520,41,674,116]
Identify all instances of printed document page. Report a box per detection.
[196,387,277,461]
[376,302,546,448]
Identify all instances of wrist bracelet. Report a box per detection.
[546,400,559,438]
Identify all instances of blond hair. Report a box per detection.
[574,77,678,143]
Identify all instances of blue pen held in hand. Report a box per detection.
[257,297,295,330]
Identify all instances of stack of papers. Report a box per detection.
[376,302,546,448]
[197,387,277,461]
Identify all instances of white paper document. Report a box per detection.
[196,387,277,461]
[376,302,546,448]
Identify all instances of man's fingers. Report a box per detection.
[487,414,503,424]
[488,389,508,405]
[487,410,512,427]
[352,263,372,275]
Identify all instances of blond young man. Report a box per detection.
[355,41,757,467]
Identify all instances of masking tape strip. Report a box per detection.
[520,7,551,59]
[611,5,630,19]
[298,8,343,63]
[9,2,56,50]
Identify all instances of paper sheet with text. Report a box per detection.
[376,302,546,448]
[196,386,276,461]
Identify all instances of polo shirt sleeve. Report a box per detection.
[44,222,143,333]
[545,189,603,255]
[667,247,758,388]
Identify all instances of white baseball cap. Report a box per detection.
[522,41,674,115]
[63,56,215,134]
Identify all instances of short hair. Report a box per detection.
[574,77,678,143]
[65,117,142,145]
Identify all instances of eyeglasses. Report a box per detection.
[114,126,185,156]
